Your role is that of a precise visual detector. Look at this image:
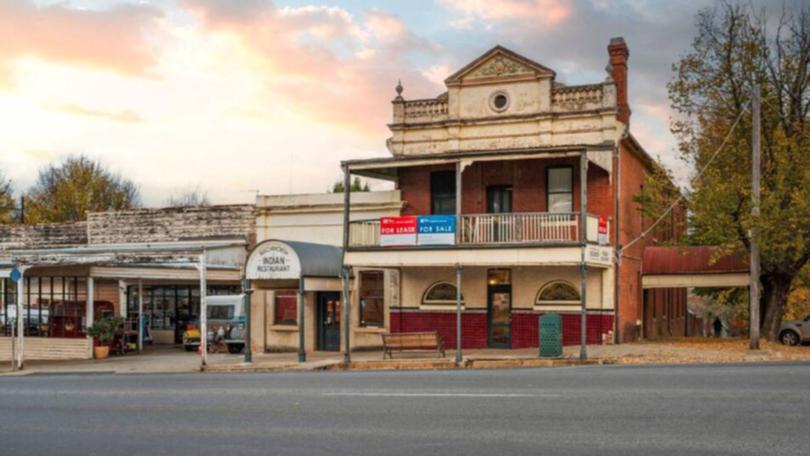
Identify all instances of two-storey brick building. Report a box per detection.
[339,38,677,350]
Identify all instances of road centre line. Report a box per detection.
[320,392,558,398]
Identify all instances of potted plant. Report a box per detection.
[88,317,120,359]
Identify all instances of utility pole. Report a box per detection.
[749,83,761,350]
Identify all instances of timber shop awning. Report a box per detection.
[642,246,749,289]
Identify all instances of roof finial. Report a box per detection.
[604,63,614,82]
[395,79,403,99]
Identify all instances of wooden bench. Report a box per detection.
[382,331,445,359]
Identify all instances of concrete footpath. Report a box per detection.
[1,338,808,376]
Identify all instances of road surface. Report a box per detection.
[1,362,808,455]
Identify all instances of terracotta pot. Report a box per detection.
[94,346,110,360]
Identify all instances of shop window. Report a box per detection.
[422,281,463,306]
[126,284,240,331]
[0,276,87,338]
[535,281,580,306]
[359,271,385,327]
[547,166,573,213]
[431,170,456,215]
[274,290,297,325]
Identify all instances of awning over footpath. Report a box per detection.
[245,239,342,281]
[642,246,749,289]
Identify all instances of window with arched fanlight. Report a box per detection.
[535,281,580,307]
[422,281,464,306]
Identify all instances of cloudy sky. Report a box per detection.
[0,0,783,206]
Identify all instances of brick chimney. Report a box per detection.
[608,37,630,125]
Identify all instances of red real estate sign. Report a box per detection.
[380,216,418,246]
[598,216,608,245]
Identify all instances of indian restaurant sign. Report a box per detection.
[246,241,301,280]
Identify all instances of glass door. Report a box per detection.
[488,287,512,348]
[317,292,341,351]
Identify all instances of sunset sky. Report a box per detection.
[0,0,781,206]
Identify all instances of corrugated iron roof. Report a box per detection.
[642,246,748,275]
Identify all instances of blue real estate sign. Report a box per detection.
[417,215,456,246]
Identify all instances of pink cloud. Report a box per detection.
[440,0,572,28]
[182,0,439,134]
[0,0,163,87]
[47,102,144,123]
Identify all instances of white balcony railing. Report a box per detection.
[459,212,578,244]
[348,213,608,248]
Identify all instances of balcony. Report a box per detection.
[348,212,608,249]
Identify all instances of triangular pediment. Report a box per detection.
[445,45,555,85]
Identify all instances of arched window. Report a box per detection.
[422,282,464,306]
[536,281,580,306]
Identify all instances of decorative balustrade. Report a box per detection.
[348,213,609,248]
[551,84,605,109]
[402,98,449,122]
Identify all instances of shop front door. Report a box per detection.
[488,286,512,348]
[317,292,341,351]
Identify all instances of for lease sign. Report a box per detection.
[380,216,417,246]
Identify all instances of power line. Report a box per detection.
[622,108,748,252]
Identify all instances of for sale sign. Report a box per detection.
[417,215,456,246]
[598,216,608,246]
[380,216,417,246]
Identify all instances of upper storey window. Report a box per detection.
[431,170,456,215]
[547,167,573,213]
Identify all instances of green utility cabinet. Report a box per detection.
[539,313,562,358]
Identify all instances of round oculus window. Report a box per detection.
[489,91,509,112]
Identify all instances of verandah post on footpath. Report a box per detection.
[579,150,589,361]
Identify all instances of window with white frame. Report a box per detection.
[535,281,580,306]
[547,167,573,213]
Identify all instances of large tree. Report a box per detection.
[665,2,810,339]
[25,156,140,223]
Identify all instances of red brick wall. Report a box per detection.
[617,142,647,341]
[398,164,454,216]
[390,310,488,349]
[512,312,614,347]
[397,158,612,219]
[390,310,613,348]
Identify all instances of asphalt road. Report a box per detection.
[1,362,808,456]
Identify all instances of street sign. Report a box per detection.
[10,267,21,283]
[380,216,417,246]
[598,216,608,245]
[417,215,456,246]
